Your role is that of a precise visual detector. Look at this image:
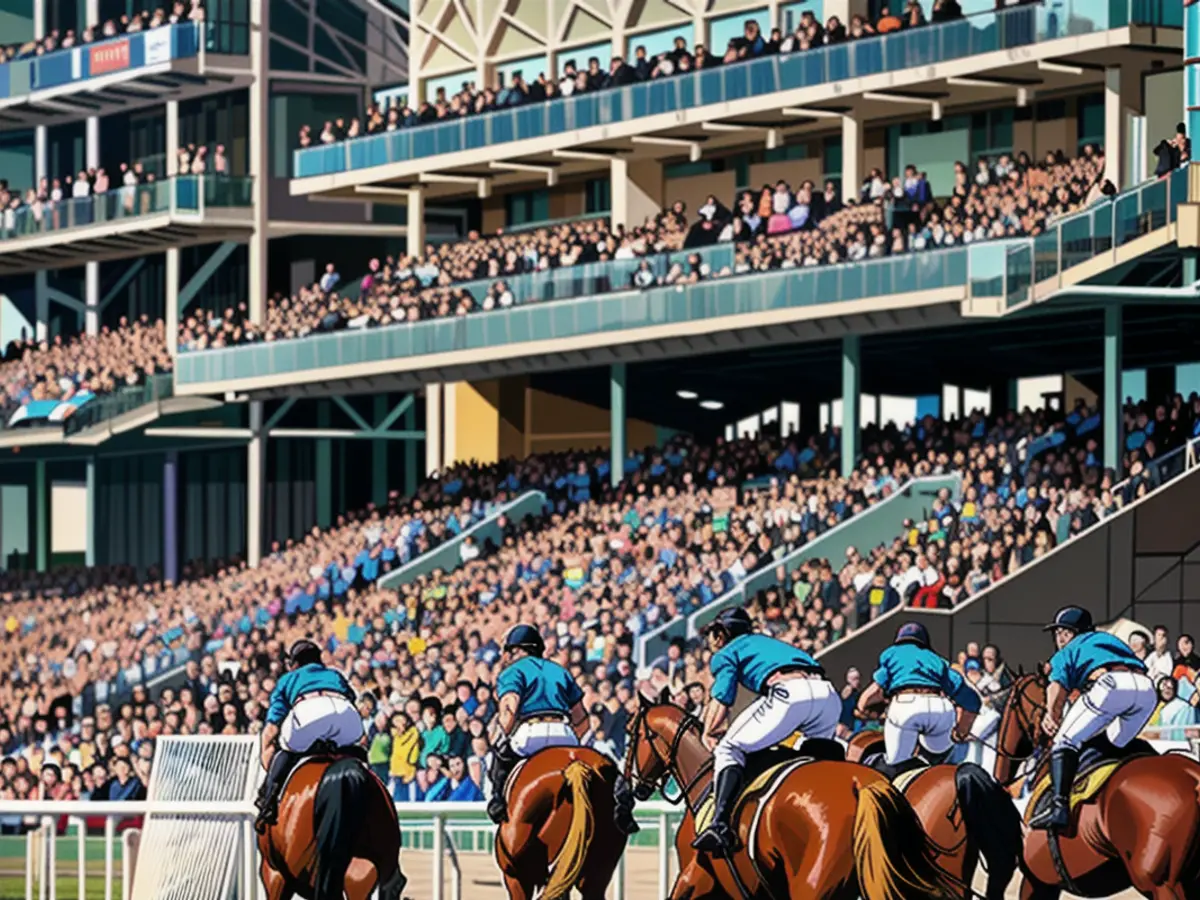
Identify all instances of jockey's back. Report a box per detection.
[267,662,356,722]
[495,655,582,719]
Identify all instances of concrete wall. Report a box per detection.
[817,465,1200,679]
[663,171,736,221]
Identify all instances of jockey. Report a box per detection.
[1029,606,1156,832]
[255,639,363,830]
[487,623,640,835]
[854,622,980,779]
[692,607,840,853]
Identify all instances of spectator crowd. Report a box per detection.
[0,1,204,64]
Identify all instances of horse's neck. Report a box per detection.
[671,728,713,812]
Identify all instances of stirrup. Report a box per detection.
[691,823,737,852]
[1029,797,1070,831]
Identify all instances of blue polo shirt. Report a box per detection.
[495,657,583,718]
[872,644,980,713]
[265,663,356,725]
[1048,631,1145,693]
[709,634,823,707]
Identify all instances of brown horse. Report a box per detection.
[494,745,628,900]
[257,756,406,900]
[625,694,965,900]
[996,672,1200,899]
[846,731,1023,900]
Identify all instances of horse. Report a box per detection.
[257,754,407,900]
[625,693,965,900]
[494,745,629,900]
[995,671,1200,899]
[845,730,1023,900]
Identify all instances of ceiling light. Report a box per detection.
[699,400,724,411]
[676,390,698,400]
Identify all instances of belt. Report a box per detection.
[766,666,824,687]
[1086,664,1137,687]
[298,690,347,702]
[889,687,945,698]
[522,714,569,724]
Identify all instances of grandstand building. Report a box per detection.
[0,0,1199,671]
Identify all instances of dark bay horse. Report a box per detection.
[846,731,1023,900]
[996,672,1200,899]
[625,695,964,900]
[494,745,628,900]
[257,756,406,900]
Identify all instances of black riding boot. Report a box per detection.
[612,773,641,836]
[874,755,926,782]
[1029,747,1078,832]
[487,745,520,824]
[691,766,743,853]
[255,749,300,832]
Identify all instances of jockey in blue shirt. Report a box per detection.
[255,639,363,831]
[487,624,640,835]
[1029,606,1155,831]
[855,622,980,780]
[692,607,841,853]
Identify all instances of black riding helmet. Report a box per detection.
[703,607,753,640]
[504,623,545,657]
[288,639,322,668]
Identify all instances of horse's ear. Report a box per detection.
[657,686,671,706]
[1017,663,1025,677]
[637,690,651,710]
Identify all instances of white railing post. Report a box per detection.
[71,817,84,900]
[657,812,670,900]
[121,829,139,900]
[431,812,445,900]
[25,828,34,900]
[103,818,115,900]
[443,821,461,900]
[44,820,56,900]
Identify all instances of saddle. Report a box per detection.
[1024,736,1156,828]
[282,740,369,790]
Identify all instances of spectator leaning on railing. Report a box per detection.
[0,0,204,64]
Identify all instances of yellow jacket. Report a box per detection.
[389,726,421,780]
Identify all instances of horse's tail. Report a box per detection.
[313,758,370,900]
[954,762,1022,900]
[542,760,595,900]
[852,777,963,900]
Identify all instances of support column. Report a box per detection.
[372,395,388,507]
[610,158,663,230]
[841,335,860,479]
[247,401,264,567]
[163,451,178,583]
[610,363,626,489]
[989,378,1017,415]
[1104,67,1139,190]
[841,114,864,205]
[407,188,426,257]
[404,402,418,496]
[33,460,48,574]
[165,248,180,355]
[32,0,44,39]
[34,272,48,341]
[247,0,269,325]
[425,383,442,476]
[34,126,46,187]
[1147,365,1176,406]
[1103,304,1123,473]
[85,115,100,336]
[85,458,96,567]
[315,401,332,528]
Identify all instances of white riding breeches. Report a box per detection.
[883,692,955,764]
[713,677,840,775]
[279,694,364,752]
[511,720,579,757]
[1055,670,1157,751]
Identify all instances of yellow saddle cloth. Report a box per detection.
[1024,762,1120,824]
[695,758,806,834]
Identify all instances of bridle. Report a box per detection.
[975,674,1051,785]
[623,705,711,812]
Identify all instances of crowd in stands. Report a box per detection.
[0,0,204,64]
[298,3,966,152]
[173,143,1111,351]
[3,388,1193,810]
[0,318,170,425]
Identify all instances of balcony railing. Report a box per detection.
[293,0,1179,179]
[0,175,253,241]
[62,374,174,436]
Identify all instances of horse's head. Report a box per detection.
[623,688,700,802]
[993,669,1050,782]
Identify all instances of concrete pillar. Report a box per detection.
[85,458,96,567]
[34,126,46,194]
[610,363,626,489]
[372,395,388,507]
[165,248,180,355]
[85,116,100,335]
[610,158,663,230]
[425,383,442,476]
[85,0,98,26]
[33,460,48,573]
[247,401,264,567]
[1104,67,1139,190]
[166,100,180,176]
[316,401,332,528]
[990,378,1017,415]
[407,188,426,257]
[404,402,418,496]
[163,451,178,583]
[443,381,458,468]
[32,0,44,39]
[841,335,860,479]
[1104,304,1123,473]
[34,271,48,342]
[247,0,269,325]
[841,114,864,205]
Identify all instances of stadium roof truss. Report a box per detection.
[269,0,409,88]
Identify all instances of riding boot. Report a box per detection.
[1029,747,1078,832]
[255,749,300,832]
[487,745,520,825]
[612,773,641,836]
[691,766,743,852]
[874,755,926,783]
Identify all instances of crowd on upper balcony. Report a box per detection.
[0,0,204,64]
[296,1,967,152]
